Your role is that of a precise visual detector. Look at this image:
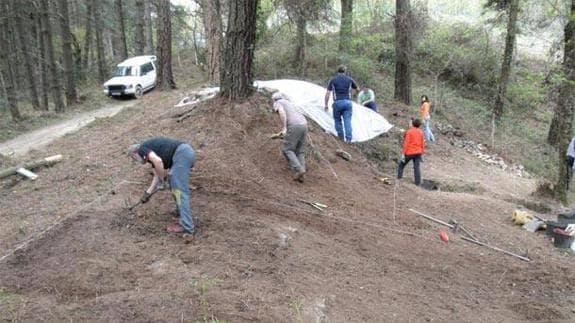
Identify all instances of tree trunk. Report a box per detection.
[82,0,93,75]
[37,12,49,111]
[339,0,353,52]
[156,0,176,90]
[14,1,41,111]
[115,0,128,60]
[0,2,21,120]
[493,0,519,120]
[145,0,154,54]
[58,0,78,105]
[71,33,82,82]
[294,13,307,76]
[93,0,107,84]
[553,0,575,203]
[40,0,65,112]
[8,12,25,97]
[220,0,258,100]
[135,0,146,55]
[200,0,223,85]
[394,0,412,105]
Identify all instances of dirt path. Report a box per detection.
[0,102,136,157]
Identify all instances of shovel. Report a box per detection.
[125,186,162,211]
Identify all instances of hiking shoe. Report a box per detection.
[293,170,305,183]
[166,223,193,234]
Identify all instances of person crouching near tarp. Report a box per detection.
[420,95,435,142]
[398,118,425,186]
[357,85,378,112]
[272,92,308,183]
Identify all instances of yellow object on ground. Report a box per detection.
[270,132,284,139]
[512,210,533,225]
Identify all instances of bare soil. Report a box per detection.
[0,90,574,322]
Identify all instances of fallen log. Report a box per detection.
[0,154,62,179]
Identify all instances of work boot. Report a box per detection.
[167,223,188,234]
[293,170,305,183]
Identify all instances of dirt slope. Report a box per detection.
[0,90,574,322]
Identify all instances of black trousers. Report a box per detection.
[398,154,422,185]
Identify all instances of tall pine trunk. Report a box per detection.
[394,0,412,105]
[58,0,78,105]
[493,0,519,120]
[553,0,575,203]
[145,0,154,54]
[0,2,21,120]
[40,0,65,112]
[37,13,49,111]
[93,0,107,83]
[82,0,93,76]
[14,1,41,110]
[339,0,353,52]
[135,0,146,55]
[156,0,176,90]
[116,0,128,60]
[294,13,306,76]
[220,0,258,100]
[201,0,223,85]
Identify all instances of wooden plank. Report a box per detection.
[16,168,38,180]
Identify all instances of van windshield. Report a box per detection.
[113,66,134,77]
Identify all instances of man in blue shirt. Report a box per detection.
[324,65,358,142]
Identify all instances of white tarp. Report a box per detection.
[174,79,393,142]
[256,79,393,142]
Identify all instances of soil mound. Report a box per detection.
[0,92,574,321]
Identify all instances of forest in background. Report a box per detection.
[0,0,574,202]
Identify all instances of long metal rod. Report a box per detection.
[408,208,455,229]
[461,236,531,262]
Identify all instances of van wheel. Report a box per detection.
[134,85,143,99]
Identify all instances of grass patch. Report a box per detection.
[191,277,225,323]
[0,288,23,321]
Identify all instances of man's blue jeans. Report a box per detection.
[332,100,353,142]
[424,119,435,142]
[170,144,196,233]
[363,101,378,112]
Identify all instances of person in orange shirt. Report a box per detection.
[398,118,425,185]
[419,95,435,142]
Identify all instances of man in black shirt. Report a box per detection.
[128,137,196,234]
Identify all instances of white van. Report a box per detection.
[103,55,157,98]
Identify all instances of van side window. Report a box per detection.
[140,63,153,75]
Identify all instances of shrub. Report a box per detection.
[415,24,500,98]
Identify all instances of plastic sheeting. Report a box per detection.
[174,79,394,142]
[256,79,393,142]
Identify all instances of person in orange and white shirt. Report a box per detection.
[420,95,435,142]
[398,118,425,186]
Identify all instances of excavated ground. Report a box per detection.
[0,90,574,322]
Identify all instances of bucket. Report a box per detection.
[558,213,575,224]
[546,221,568,236]
[552,228,574,249]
